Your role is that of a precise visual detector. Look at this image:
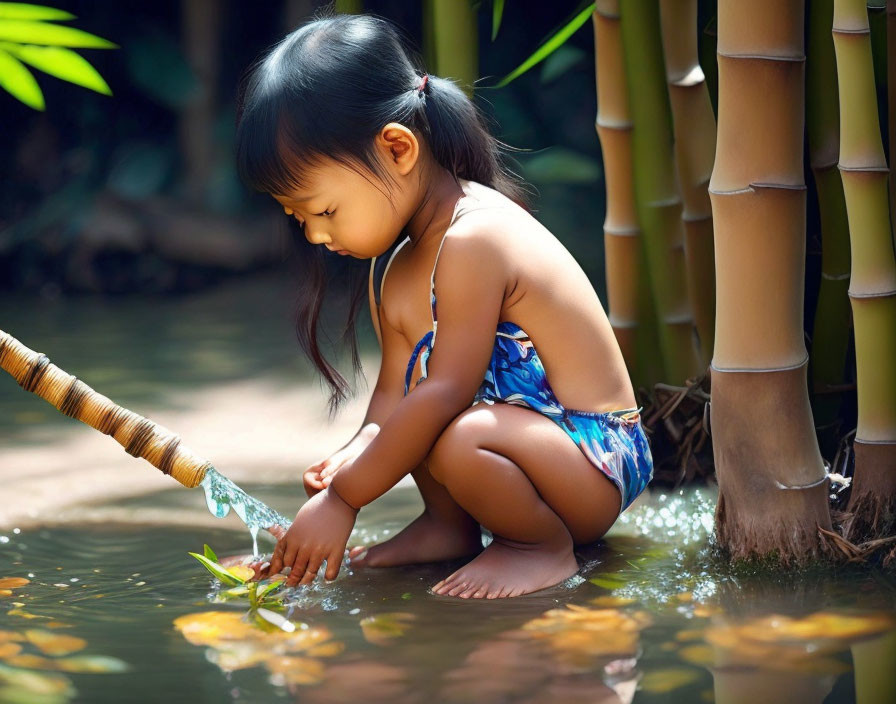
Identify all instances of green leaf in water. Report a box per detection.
[589,574,630,590]
[400,593,411,601]
[257,581,283,601]
[188,553,242,587]
[203,544,218,562]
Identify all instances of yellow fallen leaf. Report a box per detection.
[0,578,29,589]
[228,566,256,583]
[0,642,23,658]
[0,590,12,597]
[306,641,345,657]
[25,629,87,656]
[265,656,325,686]
[674,629,705,642]
[589,595,636,607]
[359,613,416,646]
[640,667,702,694]
[5,653,59,670]
[0,631,25,643]
[678,645,714,666]
[55,655,129,673]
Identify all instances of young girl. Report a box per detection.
[236,11,653,599]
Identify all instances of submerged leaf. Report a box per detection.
[55,655,129,673]
[24,630,87,656]
[359,613,416,646]
[0,643,22,658]
[640,667,702,694]
[265,655,325,686]
[0,578,30,590]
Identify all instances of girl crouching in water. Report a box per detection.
[236,12,653,599]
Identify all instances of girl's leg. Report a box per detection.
[347,458,483,567]
[427,403,623,599]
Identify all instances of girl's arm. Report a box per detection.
[331,230,507,508]
[307,263,409,494]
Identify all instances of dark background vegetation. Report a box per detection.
[1,0,610,302]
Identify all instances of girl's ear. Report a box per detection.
[377,122,419,176]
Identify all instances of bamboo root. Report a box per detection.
[0,329,211,488]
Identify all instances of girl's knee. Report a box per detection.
[427,407,487,485]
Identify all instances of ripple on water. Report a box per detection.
[2,487,895,703]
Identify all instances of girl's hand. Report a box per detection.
[302,424,380,497]
[266,483,359,586]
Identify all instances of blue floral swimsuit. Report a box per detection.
[371,187,653,516]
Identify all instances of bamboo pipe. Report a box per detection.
[659,0,718,367]
[807,0,852,446]
[833,0,896,542]
[0,329,211,488]
[593,0,664,391]
[619,0,702,386]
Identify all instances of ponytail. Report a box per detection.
[413,74,532,211]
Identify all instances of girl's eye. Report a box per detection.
[315,209,334,217]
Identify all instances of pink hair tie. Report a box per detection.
[417,74,429,94]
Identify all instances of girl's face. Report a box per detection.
[270,140,417,259]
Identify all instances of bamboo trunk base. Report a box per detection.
[842,439,896,543]
[711,364,836,564]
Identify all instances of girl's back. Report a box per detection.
[380,178,636,415]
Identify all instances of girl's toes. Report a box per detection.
[447,581,470,597]
[460,582,483,599]
[471,584,489,599]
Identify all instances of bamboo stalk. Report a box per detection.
[807,0,853,446]
[619,0,702,386]
[833,0,896,542]
[889,0,896,251]
[709,0,833,562]
[423,0,477,98]
[0,330,211,488]
[593,0,664,391]
[659,0,717,367]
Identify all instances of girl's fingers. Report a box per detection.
[324,550,342,581]
[286,549,311,587]
[304,471,325,489]
[268,541,286,576]
[298,556,322,586]
[280,543,299,579]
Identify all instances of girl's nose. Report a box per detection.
[304,228,332,246]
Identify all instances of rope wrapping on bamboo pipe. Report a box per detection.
[0,330,211,488]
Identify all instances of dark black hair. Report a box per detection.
[235,9,532,418]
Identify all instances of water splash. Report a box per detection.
[199,467,291,555]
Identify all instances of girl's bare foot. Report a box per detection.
[430,532,578,599]
[348,510,483,567]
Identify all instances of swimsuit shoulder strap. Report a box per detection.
[371,235,411,308]
[430,182,474,329]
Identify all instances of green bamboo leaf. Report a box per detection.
[188,552,242,586]
[0,42,110,94]
[257,580,283,601]
[496,1,594,87]
[0,2,74,20]
[0,46,43,109]
[203,544,218,562]
[0,20,118,48]
[491,0,504,41]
